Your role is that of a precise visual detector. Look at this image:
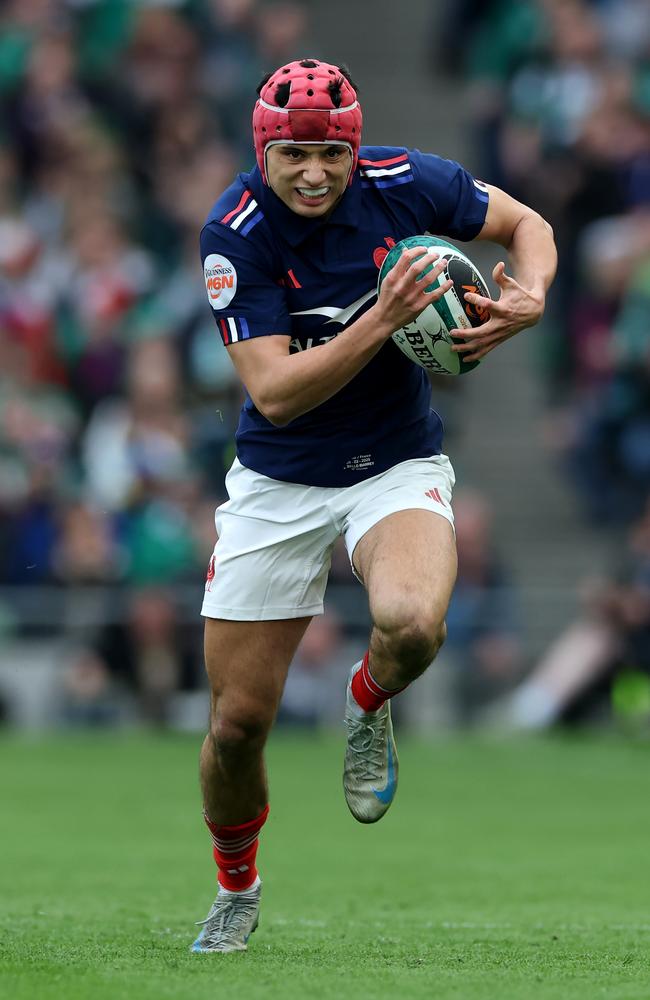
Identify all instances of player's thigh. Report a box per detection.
[353,509,457,633]
[204,616,312,731]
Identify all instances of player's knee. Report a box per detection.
[375,605,446,671]
[209,704,271,760]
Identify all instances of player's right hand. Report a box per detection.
[374,246,453,334]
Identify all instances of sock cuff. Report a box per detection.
[218,874,261,896]
[360,652,405,697]
[350,652,408,713]
[204,803,269,847]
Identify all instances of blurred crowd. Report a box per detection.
[0,0,309,723]
[440,0,650,516]
[2,0,648,730]
[438,0,650,725]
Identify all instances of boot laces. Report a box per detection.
[345,712,387,783]
[195,892,258,948]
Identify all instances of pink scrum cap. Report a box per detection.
[253,58,362,185]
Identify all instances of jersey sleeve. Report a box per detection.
[200,221,291,346]
[409,149,490,242]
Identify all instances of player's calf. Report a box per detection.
[202,697,276,818]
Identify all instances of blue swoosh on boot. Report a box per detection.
[371,739,396,804]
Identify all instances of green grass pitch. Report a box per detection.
[2,729,650,999]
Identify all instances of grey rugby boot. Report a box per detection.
[343,666,399,823]
[191,879,261,953]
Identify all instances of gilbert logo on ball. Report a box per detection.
[377,236,491,375]
[204,254,237,310]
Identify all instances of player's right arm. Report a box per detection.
[224,247,450,427]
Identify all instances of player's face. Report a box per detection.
[266,144,352,217]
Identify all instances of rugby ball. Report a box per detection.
[377,235,491,376]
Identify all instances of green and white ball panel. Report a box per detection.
[377,235,491,376]
[392,308,465,376]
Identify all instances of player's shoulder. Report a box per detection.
[356,144,453,194]
[201,171,278,270]
[202,173,265,240]
[360,144,469,178]
[357,145,414,188]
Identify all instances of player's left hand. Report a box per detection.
[449,261,545,362]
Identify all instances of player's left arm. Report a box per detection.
[451,184,557,362]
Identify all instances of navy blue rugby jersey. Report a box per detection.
[200,146,489,487]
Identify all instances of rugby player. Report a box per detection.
[192,58,557,953]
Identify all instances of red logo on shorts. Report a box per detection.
[425,487,444,504]
[205,554,216,591]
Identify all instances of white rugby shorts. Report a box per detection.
[201,455,455,621]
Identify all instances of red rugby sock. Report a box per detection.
[203,804,269,891]
[350,652,407,713]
